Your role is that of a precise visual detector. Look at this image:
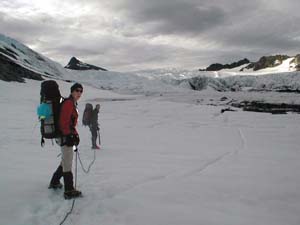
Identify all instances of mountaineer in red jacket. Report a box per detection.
[49,83,83,199]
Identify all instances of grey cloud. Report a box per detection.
[37,33,175,70]
[107,1,224,36]
[1,0,300,71]
[207,8,300,57]
[0,0,24,9]
[227,32,300,52]
[102,0,263,36]
[0,11,68,45]
[126,3,226,35]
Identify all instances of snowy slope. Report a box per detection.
[0,33,65,78]
[1,79,300,225]
[184,71,300,92]
[132,57,299,81]
[62,69,186,95]
[76,68,300,94]
[239,57,296,75]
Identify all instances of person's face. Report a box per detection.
[71,88,83,101]
[96,105,100,110]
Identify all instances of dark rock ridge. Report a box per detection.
[290,54,300,71]
[0,53,43,82]
[242,55,289,71]
[0,46,19,59]
[200,58,250,71]
[65,57,107,71]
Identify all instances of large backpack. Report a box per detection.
[37,80,63,146]
[82,103,93,126]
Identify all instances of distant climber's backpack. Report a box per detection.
[82,103,93,126]
[37,80,63,146]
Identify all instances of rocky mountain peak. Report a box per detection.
[65,57,107,71]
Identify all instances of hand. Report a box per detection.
[74,134,80,146]
[65,134,80,146]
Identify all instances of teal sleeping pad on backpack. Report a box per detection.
[37,103,52,119]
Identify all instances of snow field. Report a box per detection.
[1,79,300,224]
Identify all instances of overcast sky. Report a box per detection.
[1,0,300,71]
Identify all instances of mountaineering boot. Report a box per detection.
[63,171,82,199]
[91,145,100,150]
[64,189,83,199]
[48,165,63,189]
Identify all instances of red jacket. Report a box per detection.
[59,97,78,136]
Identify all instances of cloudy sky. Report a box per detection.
[1,0,300,71]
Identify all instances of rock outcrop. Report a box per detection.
[65,57,107,71]
[200,58,250,71]
[0,53,43,82]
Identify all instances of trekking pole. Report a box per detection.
[74,146,78,188]
[32,120,39,134]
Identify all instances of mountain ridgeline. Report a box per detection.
[201,55,300,72]
[200,58,250,71]
[1,33,300,94]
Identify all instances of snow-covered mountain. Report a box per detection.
[0,34,65,82]
[0,34,178,95]
[199,55,300,77]
[241,55,300,72]
[1,33,300,94]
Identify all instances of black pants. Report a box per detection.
[90,126,98,147]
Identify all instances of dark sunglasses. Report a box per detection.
[75,89,83,93]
